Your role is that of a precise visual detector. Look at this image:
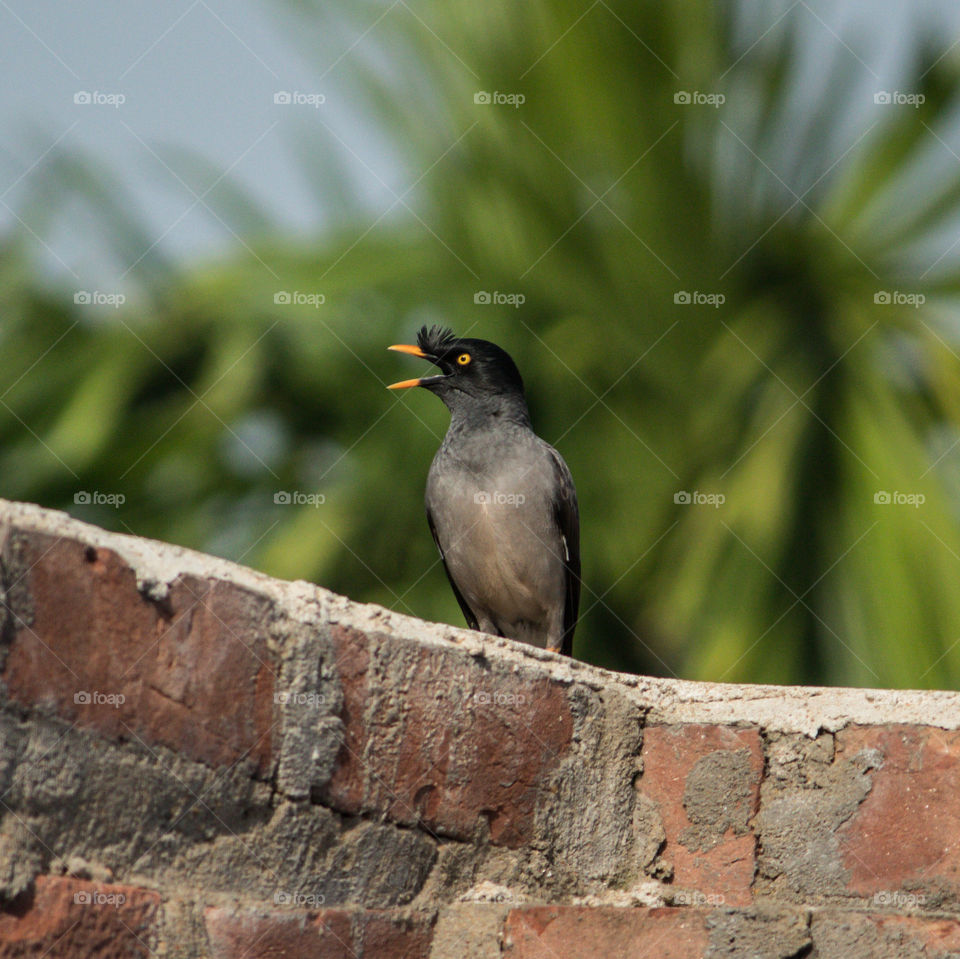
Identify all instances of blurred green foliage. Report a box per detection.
[5,0,960,687]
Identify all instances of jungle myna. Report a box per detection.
[389,326,580,655]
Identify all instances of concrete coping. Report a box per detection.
[2,496,958,738]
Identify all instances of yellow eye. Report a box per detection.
[456,353,471,366]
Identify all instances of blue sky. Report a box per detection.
[2,0,959,289]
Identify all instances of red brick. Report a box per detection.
[206,908,351,959]
[503,907,709,958]
[638,725,763,906]
[0,876,159,958]
[873,915,960,951]
[837,725,960,898]
[2,532,277,774]
[353,912,434,958]
[322,624,574,847]
[205,907,433,959]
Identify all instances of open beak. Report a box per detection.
[387,343,445,390]
[387,376,425,390]
[388,344,429,358]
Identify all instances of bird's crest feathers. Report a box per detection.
[417,325,458,356]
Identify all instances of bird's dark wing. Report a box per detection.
[426,506,480,631]
[548,447,581,656]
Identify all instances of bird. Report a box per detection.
[388,325,580,655]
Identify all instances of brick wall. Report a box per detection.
[1,498,960,957]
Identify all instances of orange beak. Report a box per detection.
[388,344,428,358]
[387,377,424,390]
[388,343,432,389]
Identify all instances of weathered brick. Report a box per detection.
[0,876,159,958]
[206,908,351,959]
[2,531,277,774]
[503,906,709,958]
[638,725,763,906]
[205,907,433,959]
[321,624,574,847]
[353,912,435,957]
[836,725,960,906]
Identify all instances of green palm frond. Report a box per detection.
[5,0,960,687]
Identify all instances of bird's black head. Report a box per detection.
[388,326,528,421]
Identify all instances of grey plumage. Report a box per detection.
[389,326,580,654]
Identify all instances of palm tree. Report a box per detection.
[5,0,960,687]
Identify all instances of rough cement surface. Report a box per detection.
[273,616,345,801]
[808,911,960,958]
[755,732,876,900]
[680,748,755,853]
[705,906,811,958]
[0,707,436,909]
[429,903,507,958]
[534,684,645,886]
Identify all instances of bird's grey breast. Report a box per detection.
[427,428,555,534]
[426,428,566,630]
